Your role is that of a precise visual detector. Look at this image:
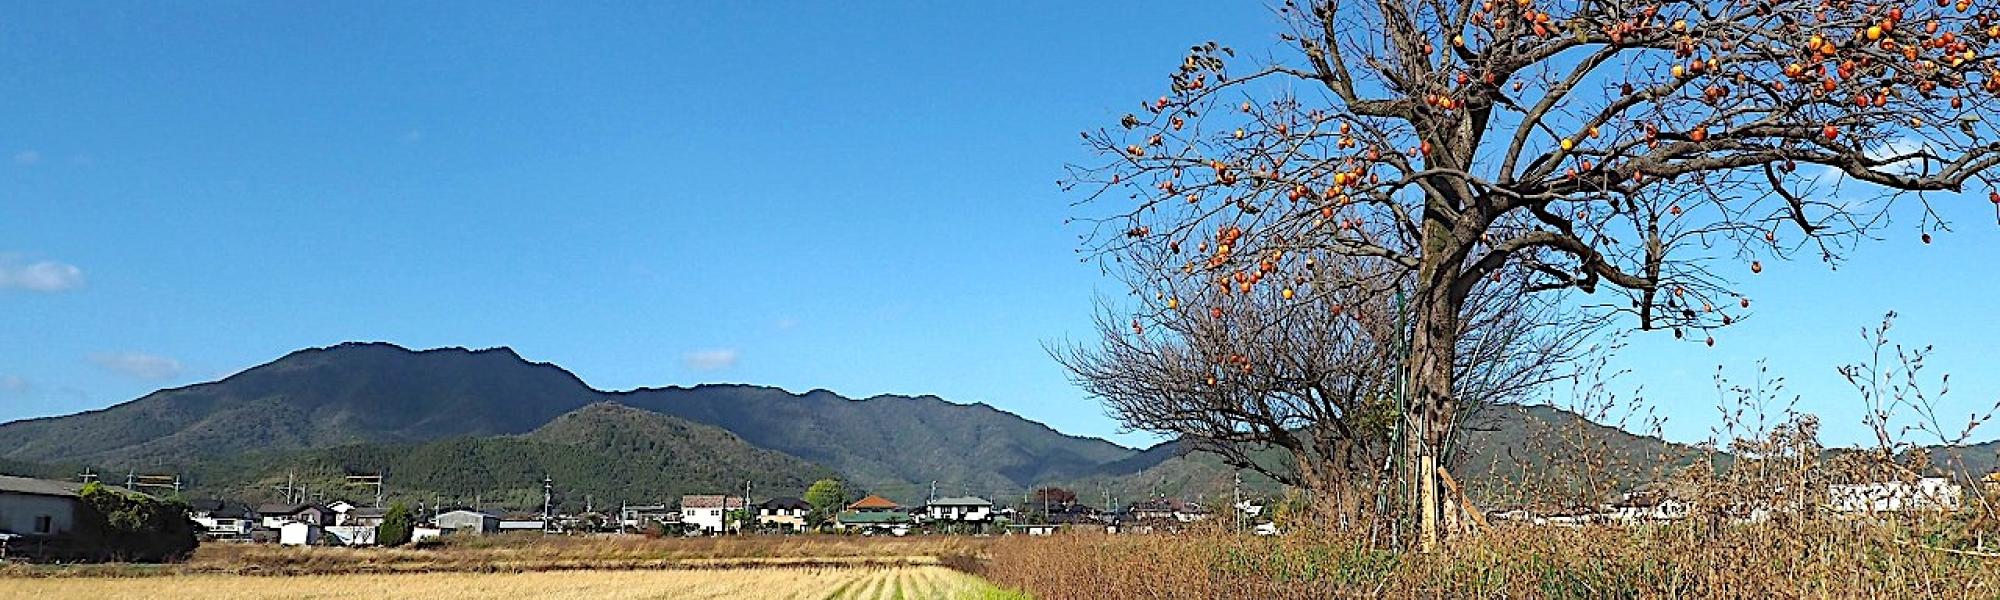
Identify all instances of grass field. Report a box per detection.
[0,566,1023,600]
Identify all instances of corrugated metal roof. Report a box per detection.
[0,475,83,498]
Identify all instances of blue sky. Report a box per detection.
[3,2,1997,450]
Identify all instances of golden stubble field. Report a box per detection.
[0,566,1013,600]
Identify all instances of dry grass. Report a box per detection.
[969,524,2000,599]
[0,566,1019,600]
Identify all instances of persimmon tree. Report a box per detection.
[1067,0,2000,549]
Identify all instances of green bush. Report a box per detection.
[72,482,199,562]
[377,502,415,547]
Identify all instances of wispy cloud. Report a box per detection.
[681,348,740,372]
[774,318,800,332]
[0,255,86,292]
[89,352,184,380]
[0,375,29,396]
[12,150,40,166]
[402,130,425,144]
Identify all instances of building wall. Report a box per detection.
[757,509,806,529]
[685,507,727,533]
[0,492,77,537]
[435,512,498,534]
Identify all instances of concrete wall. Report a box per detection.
[0,492,77,537]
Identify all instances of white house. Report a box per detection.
[327,500,357,524]
[756,497,810,531]
[187,499,256,539]
[680,495,746,534]
[1828,477,1964,513]
[279,521,322,546]
[0,476,83,539]
[925,496,993,523]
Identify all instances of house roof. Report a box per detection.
[681,494,748,510]
[436,509,500,519]
[760,496,810,511]
[188,499,255,515]
[1128,497,1204,513]
[256,503,328,516]
[847,495,900,510]
[836,510,912,524]
[0,475,84,499]
[929,496,992,507]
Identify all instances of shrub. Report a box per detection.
[71,482,200,563]
[377,502,415,547]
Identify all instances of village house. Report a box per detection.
[433,509,500,535]
[1126,497,1210,523]
[619,504,679,531]
[257,503,333,529]
[835,494,911,535]
[0,476,83,541]
[187,499,257,539]
[1607,484,1693,523]
[1828,477,1964,513]
[278,521,322,546]
[326,500,357,524]
[345,507,389,528]
[681,495,747,534]
[925,496,993,523]
[497,512,547,533]
[756,497,810,532]
[1046,503,1105,526]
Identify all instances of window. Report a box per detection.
[34,515,52,534]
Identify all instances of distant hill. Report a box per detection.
[615,385,1137,501]
[1060,404,1710,508]
[0,342,1138,505]
[189,402,835,510]
[0,343,602,466]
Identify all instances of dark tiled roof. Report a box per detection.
[759,496,810,511]
[256,503,327,516]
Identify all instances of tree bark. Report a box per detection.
[1408,225,1466,552]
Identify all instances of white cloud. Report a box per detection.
[681,348,740,372]
[1868,136,1932,176]
[12,150,39,166]
[89,352,184,380]
[0,375,29,396]
[0,256,85,292]
[774,318,800,332]
[402,130,425,144]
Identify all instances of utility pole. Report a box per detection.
[741,479,752,535]
[78,468,97,484]
[346,474,385,508]
[275,473,303,505]
[1232,471,1243,534]
[541,477,554,534]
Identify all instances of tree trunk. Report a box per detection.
[1407,239,1465,552]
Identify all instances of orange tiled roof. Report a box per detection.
[847,494,900,510]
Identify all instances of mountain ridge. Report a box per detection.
[0,342,1139,503]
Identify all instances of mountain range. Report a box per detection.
[0,342,1693,509]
